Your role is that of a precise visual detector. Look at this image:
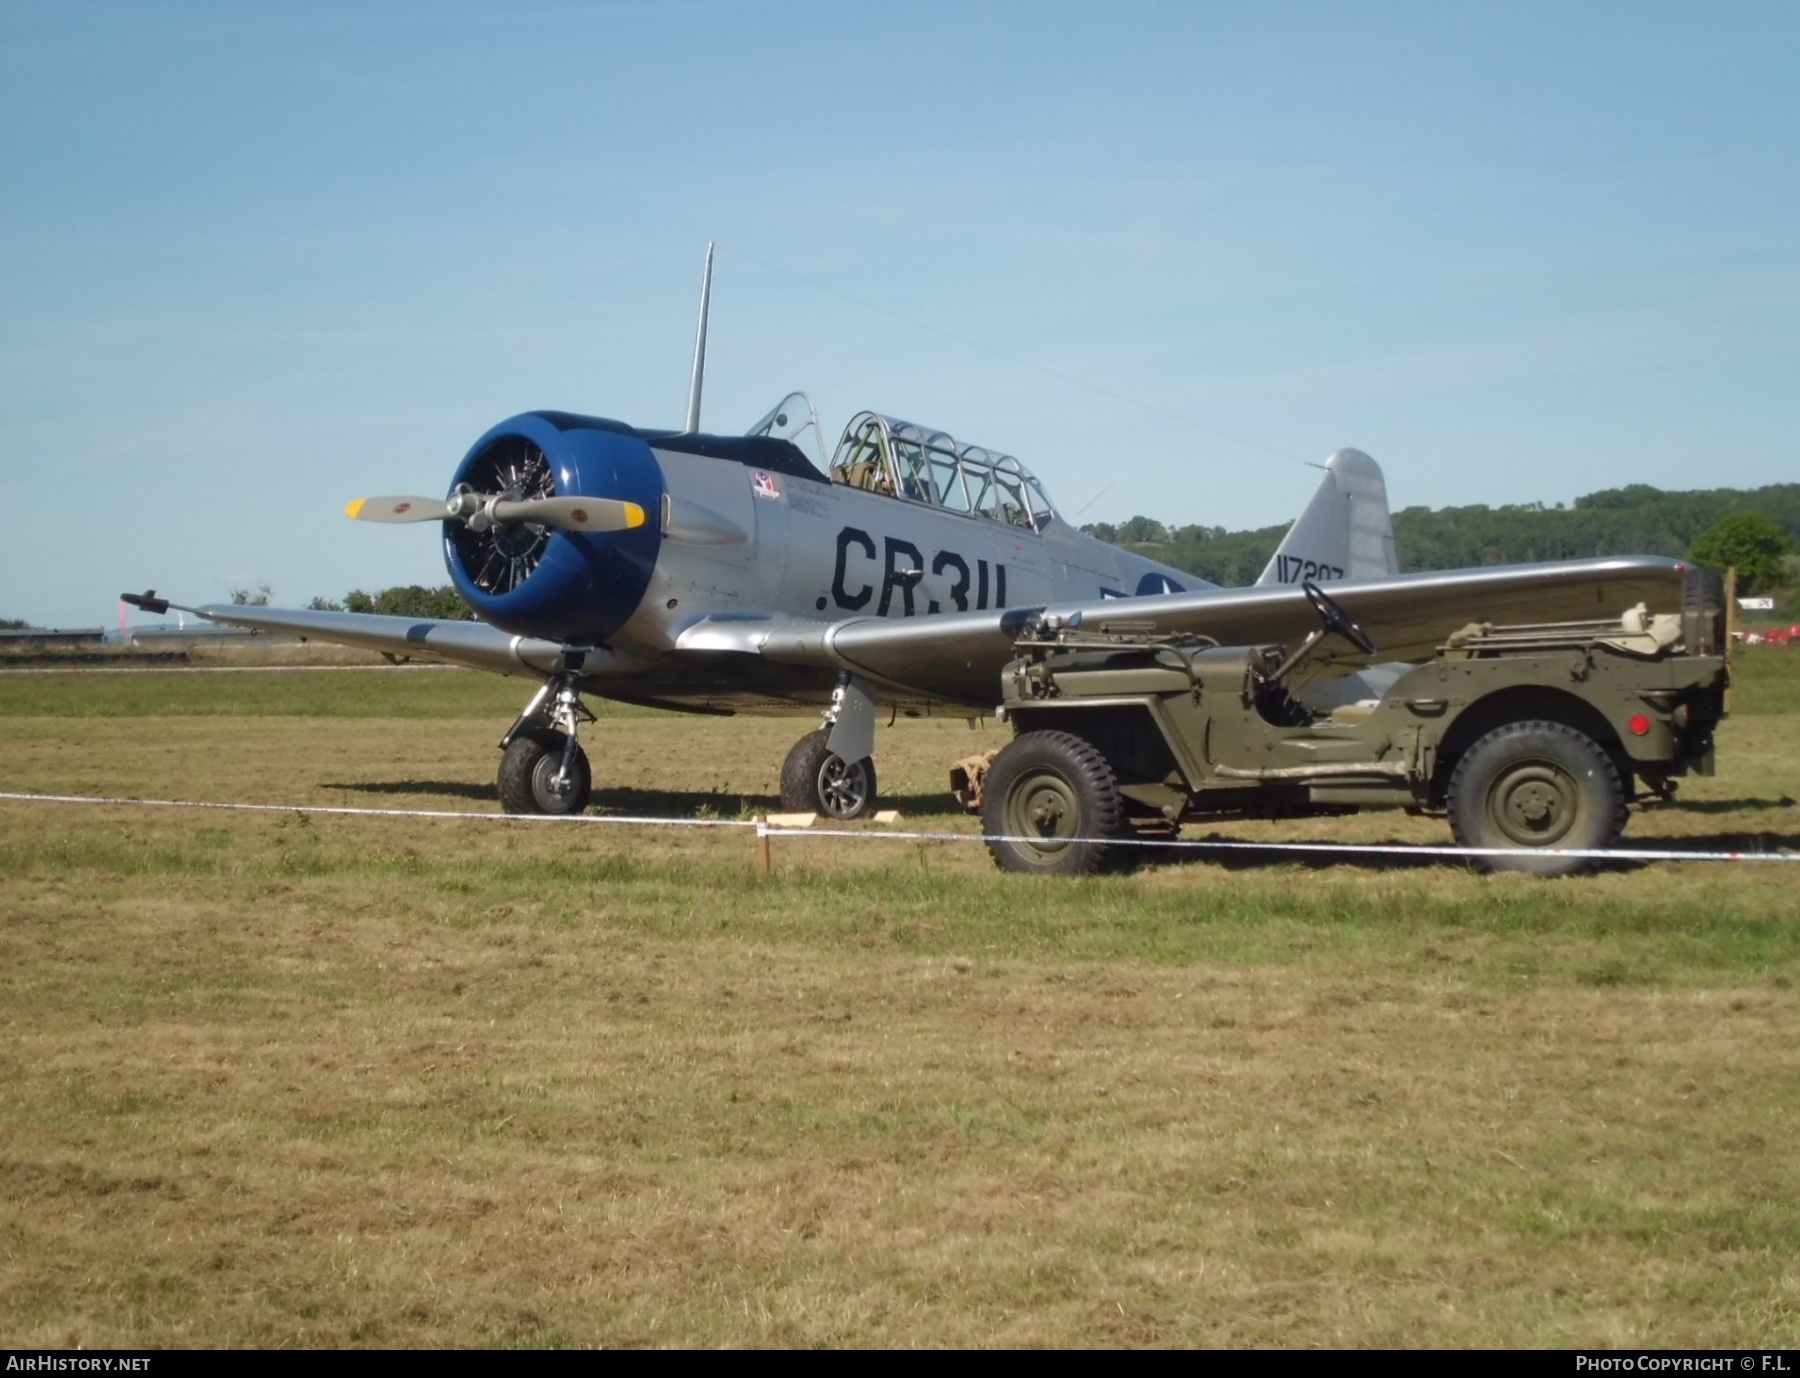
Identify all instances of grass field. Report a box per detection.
[2,649,1797,1347]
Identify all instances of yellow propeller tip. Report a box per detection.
[625,502,646,528]
[345,498,367,520]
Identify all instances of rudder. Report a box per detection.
[1256,447,1399,586]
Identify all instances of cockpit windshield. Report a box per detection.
[745,391,829,470]
[820,410,1056,531]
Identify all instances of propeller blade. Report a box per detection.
[488,496,646,532]
[345,496,455,523]
[346,492,645,533]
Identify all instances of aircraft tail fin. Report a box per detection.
[1256,447,1399,586]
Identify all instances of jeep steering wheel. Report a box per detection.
[1303,580,1378,656]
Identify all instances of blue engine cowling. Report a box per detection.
[443,411,665,644]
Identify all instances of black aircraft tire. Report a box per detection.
[981,730,1131,876]
[1447,720,1625,876]
[780,729,877,820]
[498,730,593,816]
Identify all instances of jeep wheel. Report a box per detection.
[1447,720,1625,876]
[981,731,1130,875]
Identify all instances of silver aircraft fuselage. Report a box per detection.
[593,439,1202,713]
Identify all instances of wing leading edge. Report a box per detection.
[133,602,570,678]
[748,556,1693,705]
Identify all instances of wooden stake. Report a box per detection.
[756,817,772,876]
[1725,567,1737,715]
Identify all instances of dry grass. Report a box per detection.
[1,655,1797,1347]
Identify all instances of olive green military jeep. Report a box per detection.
[962,575,1728,877]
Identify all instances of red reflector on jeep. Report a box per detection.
[1628,714,1652,736]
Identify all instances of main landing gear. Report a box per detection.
[495,663,884,822]
[780,730,877,820]
[779,673,880,820]
[498,664,594,816]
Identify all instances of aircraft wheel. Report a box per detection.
[1447,720,1624,876]
[780,729,877,820]
[981,730,1131,875]
[498,730,592,816]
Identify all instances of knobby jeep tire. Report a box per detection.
[498,729,593,816]
[1447,719,1626,876]
[780,729,877,820]
[981,730,1132,875]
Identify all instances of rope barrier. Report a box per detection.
[757,821,1799,865]
[1,790,1792,865]
[0,791,754,829]
[0,664,462,676]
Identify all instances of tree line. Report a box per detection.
[306,586,477,620]
[1083,482,1800,591]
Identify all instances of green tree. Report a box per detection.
[343,585,475,620]
[229,584,272,606]
[1117,516,1170,544]
[1690,511,1794,594]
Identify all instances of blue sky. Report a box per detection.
[3,0,1796,625]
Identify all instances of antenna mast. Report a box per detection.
[682,242,715,435]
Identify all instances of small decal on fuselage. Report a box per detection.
[751,471,781,499]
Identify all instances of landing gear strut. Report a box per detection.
[497,660,594,816]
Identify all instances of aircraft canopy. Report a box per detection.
[826,410,1056,531]
[747,393,1058,531]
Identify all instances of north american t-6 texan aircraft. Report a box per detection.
[126,250,1689,819]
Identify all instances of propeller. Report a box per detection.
[346,488,646,534]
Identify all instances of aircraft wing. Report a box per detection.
[130,555,1692,712]
[119,596,569,677]
[746,556,1693,705]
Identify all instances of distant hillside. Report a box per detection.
[1083,483,1800,585]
